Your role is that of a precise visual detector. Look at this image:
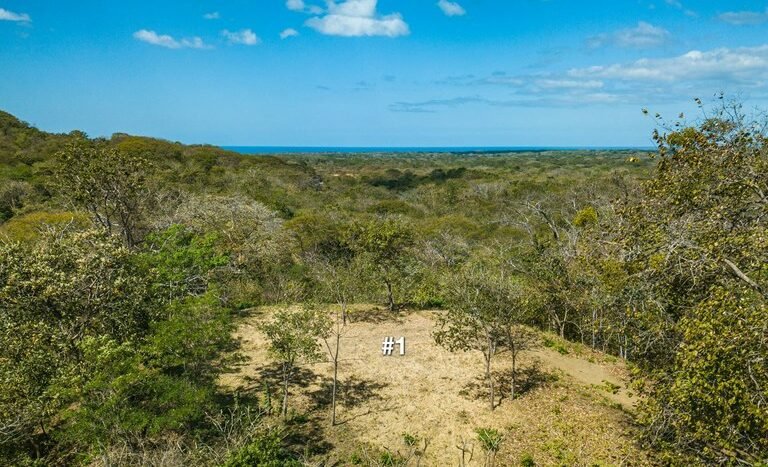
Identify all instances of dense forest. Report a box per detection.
[0,105,766,466]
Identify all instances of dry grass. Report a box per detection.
[222,306,650,466]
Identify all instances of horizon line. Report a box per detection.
[222,145,657,154]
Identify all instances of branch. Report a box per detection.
[723,258,764,295]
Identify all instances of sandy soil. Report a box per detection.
[224,307,649,466]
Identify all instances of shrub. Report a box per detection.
[223,429,301,467]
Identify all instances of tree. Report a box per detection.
[165,194,292,305]
[0,219,242,463]
[503,323,536,401]
[55,140,153,247]
[617,104,768,463]
[319,306,347,426]
[346,218,414,311]
[434,266,532,410]
[261,307,330,418]
[0,227,151,461]
[305,252,362,426]
[476,428,504,467]
[136,224,229,303]
[0,180,31,222]
[513,200,595,341]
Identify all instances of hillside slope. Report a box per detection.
[225,307,648,466]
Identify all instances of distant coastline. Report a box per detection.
[222,146,656,155]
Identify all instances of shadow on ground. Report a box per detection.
[309,375,389,409]
[348,306,407,324]
[458,360,558,408]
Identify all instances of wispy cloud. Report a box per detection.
[536,79,604,90]
[569,45,768,82]
[664,0,697,17]
[390,93,621,112]
[398,43,768,114]
[286,0,323,14]
[287,0,305,11]
[203,12,220,20]
[306,0,409,37]
[280,28,300,39]
[435,73,603,90]
[437,0,466,17]
[222,29,261,45]
[0,7,30,22]
[587,22,670,49]
[718,9,768,26]
[133,30,211,49]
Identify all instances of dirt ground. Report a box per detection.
[223,307,650,466]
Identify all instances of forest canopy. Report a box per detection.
[0,104,765,465]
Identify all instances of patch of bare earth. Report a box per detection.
[222,307,650,466]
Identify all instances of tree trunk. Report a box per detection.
[331,331,340,426]
[485,337,494,411]
[511,345,517,401]
[487,356,494,411]
[385,280,395,311]
[281,363,289,418]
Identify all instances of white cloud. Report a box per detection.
[286,0,324,14]
[280,28,300,39]
[133,30,211,49]
[588,22,670,49]
[569,45,768,82]
[535,79,604,90]
[0,7,30,22]
[398,43,768,113]
[223,29,261,45]
[287,0,305,11]
[203,12,220,20]
[306,0,409,37]
[437,0,465,17]
[718,9,768,26]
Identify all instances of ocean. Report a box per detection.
[222,146,654,155]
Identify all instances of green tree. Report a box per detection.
[434,266,532,410]
[346,218,414,311]
[0,180,31,222]
[261,307,330,417]
[136,224,229,302]
[0,227,151,461]
[619,104,768,463]
[55,140,153,246]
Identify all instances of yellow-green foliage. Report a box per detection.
[622,106,768,464]
[573,206,598,227]
[0,210,90,241]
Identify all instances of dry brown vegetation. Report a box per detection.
[223,306,650,466]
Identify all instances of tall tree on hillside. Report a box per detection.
[619,103,768,464]
[0,228,150,460]
[55,140,152,246]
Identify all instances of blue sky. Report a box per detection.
[1,1,768,147]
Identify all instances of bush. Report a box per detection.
[223,429,301,467]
